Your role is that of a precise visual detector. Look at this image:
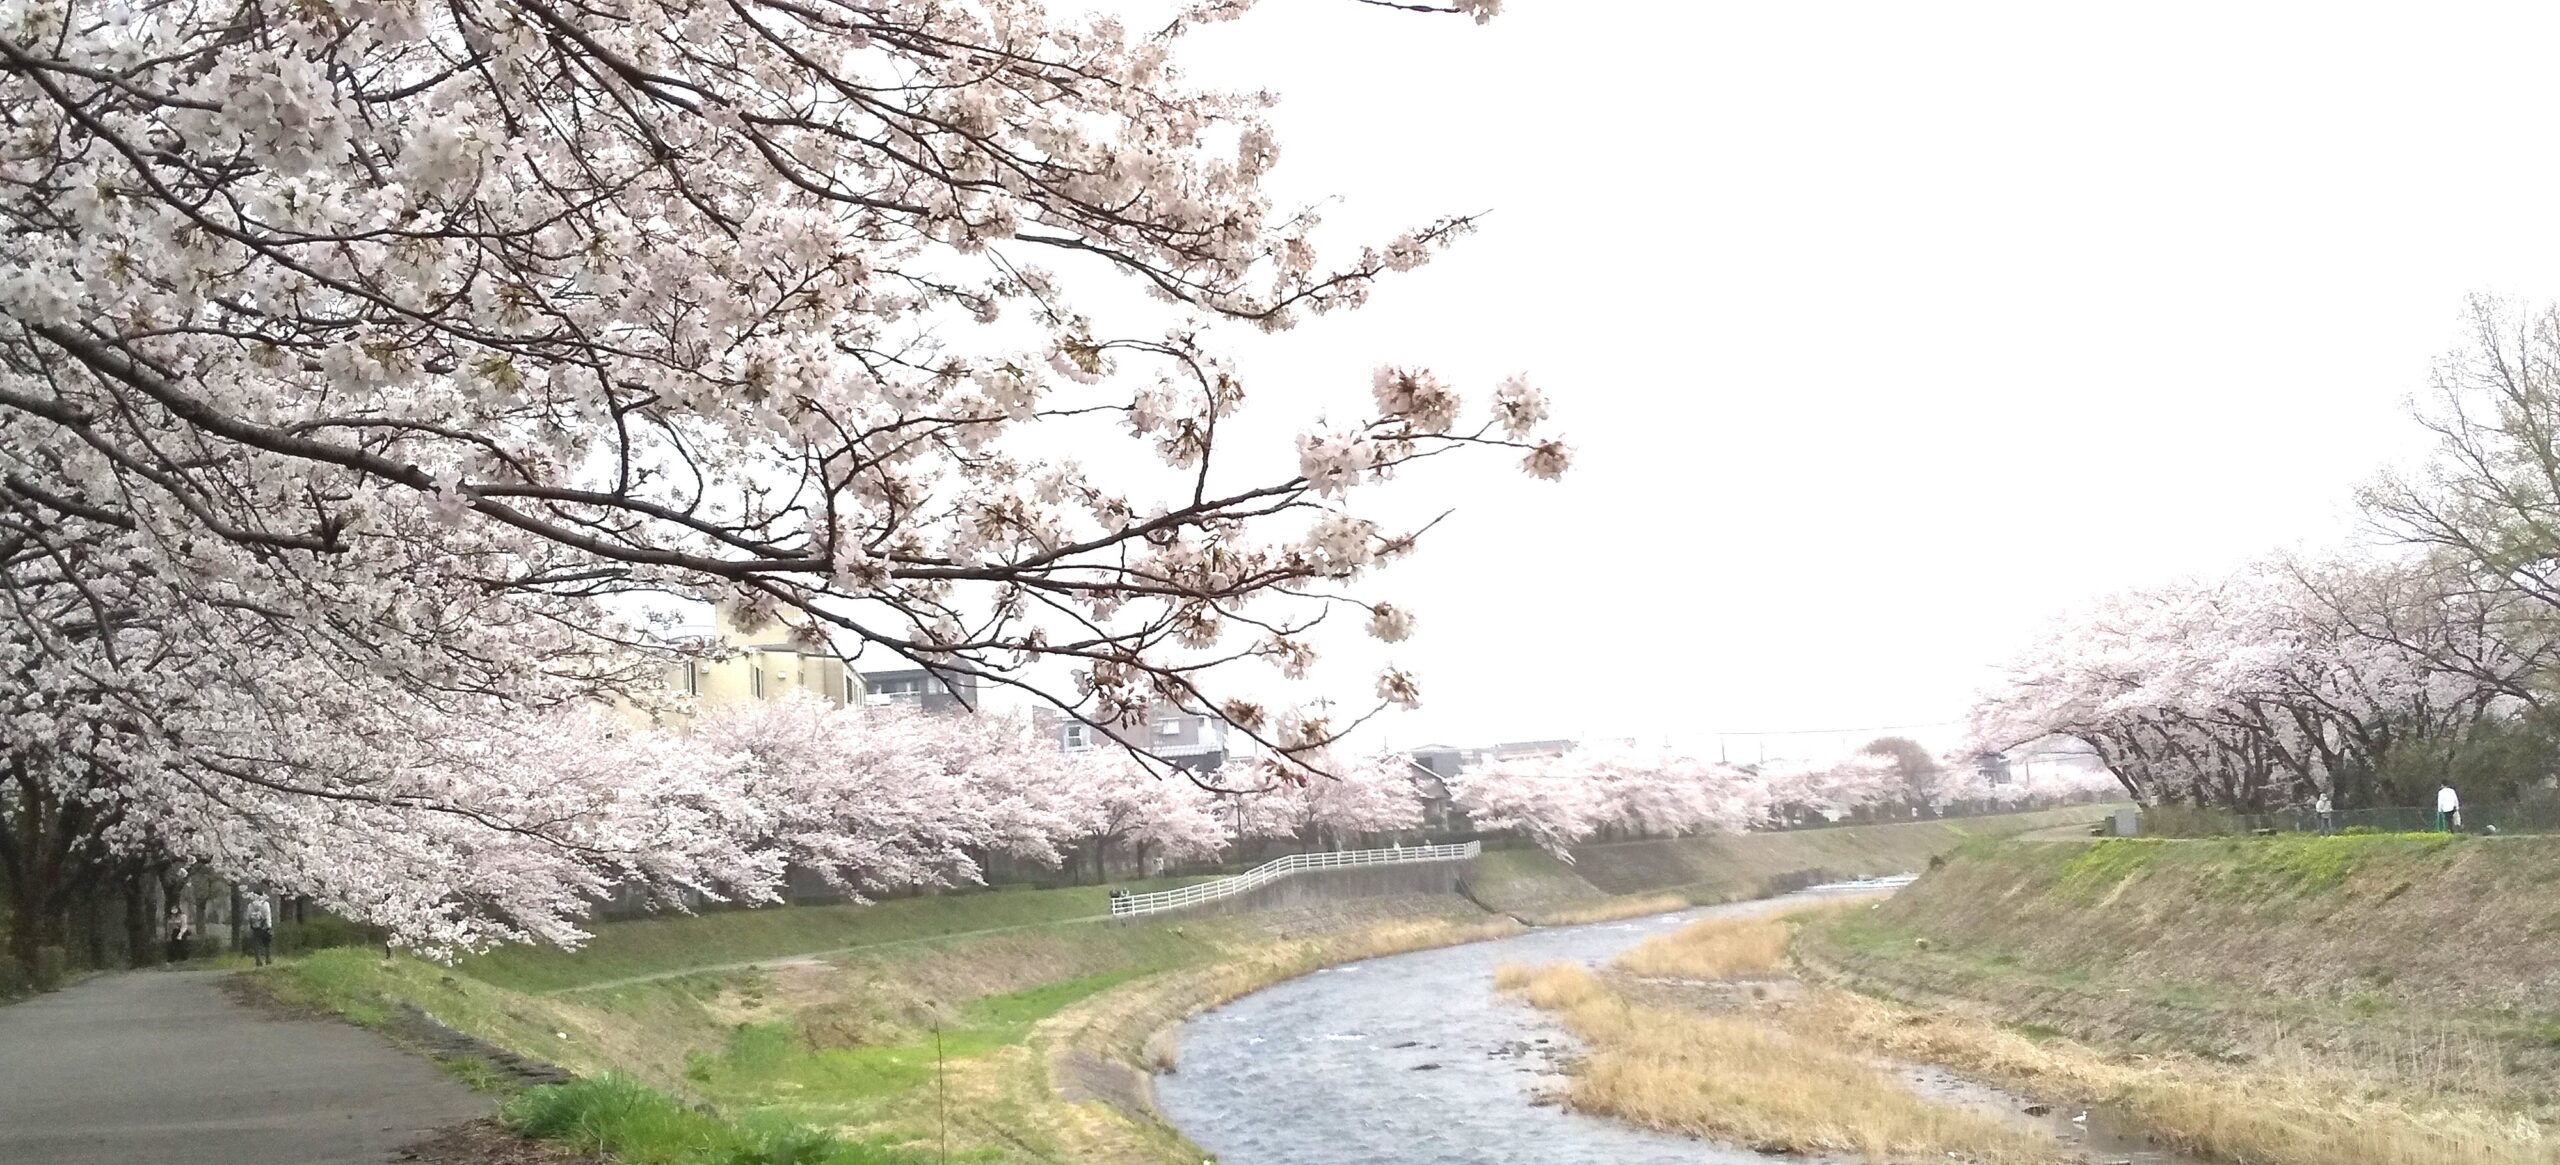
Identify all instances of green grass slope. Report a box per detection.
[1468,805,2117,922]
[1827,833,2560,1015]
[460,877,1212,994]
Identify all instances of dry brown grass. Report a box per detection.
[1522,892,1692,926]
[1613,898,1884,981]
[1797,988,2553,1165]
[1502,962,2067,1164]
[1614,914,1791,979]
[1493,962,1609,1010]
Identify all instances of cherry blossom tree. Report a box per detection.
[1448,756,1609,854]
[1963,556,2539,811]
[0,0,1561,761]
[692,696,1066,893]
[1858,736,1944,816]
[1066,752,1230,881]
[1257,752,1425,849]
[1451,740,2109,857]
[1754,752,1903,826]
[0,0,1564,956]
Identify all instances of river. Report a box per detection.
[1155,877,2198,1165]
[1155,880,1901,1165]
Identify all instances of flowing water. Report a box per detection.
[1155,878,2204,1165]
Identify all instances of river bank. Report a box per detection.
[1804,835,2560,1095]
[1493,884,2541,1165]
[1783,834,2560,1165]
[246,807,2109,1164]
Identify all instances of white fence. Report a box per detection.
[1108,841,1481,919]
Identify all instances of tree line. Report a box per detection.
[1969,300,2560,813]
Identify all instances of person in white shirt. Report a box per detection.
[2314,790,2335,834]
[164,904,192,965]
[243,894,275,966]
[2435,782,2462,833]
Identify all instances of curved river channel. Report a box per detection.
[1156,881,1902,1165]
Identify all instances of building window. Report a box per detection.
[1064,724,1092,750]
[843,673,857,704]
[682,662,700,697]
[751,666,764,699]
[1154,718,1181,737]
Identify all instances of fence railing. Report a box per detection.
[1108,841,1481,919]
[2141,802,2560,838]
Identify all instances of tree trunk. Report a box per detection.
[5,866,54,981]
[85,888,109,969]
[123,869,156,968]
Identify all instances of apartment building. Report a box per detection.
[1038,704,1230,771]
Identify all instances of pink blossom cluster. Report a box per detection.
[0,0,1567,953]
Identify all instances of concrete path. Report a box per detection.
[0,969,490,1165]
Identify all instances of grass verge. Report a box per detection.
[1792,986,2549,1165]
[504,1074,926,1165]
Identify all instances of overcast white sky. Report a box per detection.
[1044,0,2560,759]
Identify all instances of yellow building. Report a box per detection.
[649,608,855,723]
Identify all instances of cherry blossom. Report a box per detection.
[0,0,1559,956]
[1963,555,2544,810]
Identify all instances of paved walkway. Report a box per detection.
[0,969,490,1165]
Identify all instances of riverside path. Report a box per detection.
[0,969,488,1164]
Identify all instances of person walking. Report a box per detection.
[164,902,193,965]
[243,892,275,967]
[2435,781,2462,833]
[2314,790,2335,834]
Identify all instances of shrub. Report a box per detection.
[276,914,376,954]
[502,1075,918,1165]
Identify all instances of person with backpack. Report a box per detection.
[243,893,276,966]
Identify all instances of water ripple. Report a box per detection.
[1155,882,1907,1165]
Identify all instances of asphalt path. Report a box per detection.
[0,969,489,1164]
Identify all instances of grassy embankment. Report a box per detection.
[1494,834,2560,1165]
[257,885,1513,1164]
[1782,832,2560,1165]
[1467,804,2110,925]
[251,807,2107,1164]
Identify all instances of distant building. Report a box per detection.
[1485,739,1579,762]
[1406,744,1481,783]
[652,608,854,721]
[859,668,982,714]
[1039,704,1230,771]
[1399,740,1583,832]
[1402,744,1479,833]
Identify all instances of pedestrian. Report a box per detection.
[2315,790,2335,835]
[2436,781,2462,833]
[243,892,275,967]
[164,902,193,965]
